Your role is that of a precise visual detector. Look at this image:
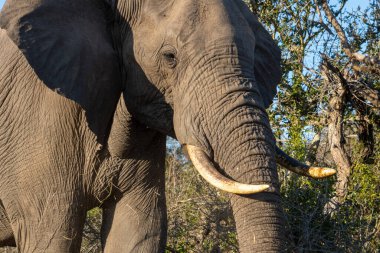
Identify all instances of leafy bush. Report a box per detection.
[165,153,238,253]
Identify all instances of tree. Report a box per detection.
[247,0,380,251]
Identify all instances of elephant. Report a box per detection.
[0,0,335,252]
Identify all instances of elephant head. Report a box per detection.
[0,0,335,252]
[112,2,285,249]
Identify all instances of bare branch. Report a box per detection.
[347,81,380,109]
[319,0,380,66]
[319,0,353,57]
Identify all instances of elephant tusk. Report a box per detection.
[275,146,336,179]
[186,145,270,195]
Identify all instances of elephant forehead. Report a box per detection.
[138,0,246,46]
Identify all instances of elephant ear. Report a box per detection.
[237,2,282,108]
[253,19,282,109]
[0,0,121,140]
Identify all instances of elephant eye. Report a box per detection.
[161,48,178,69]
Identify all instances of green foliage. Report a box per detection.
[81,208,102,253]
[165,154,238,253]
[275,142,379,252]
[166,141,380,252]
[340,142,380,251]
[280,174,338,252]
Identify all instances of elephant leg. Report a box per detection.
[101,191,167,253]
[101,118,167,253]
[4,190,87,253]
[0,200,15,247]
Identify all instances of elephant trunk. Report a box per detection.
[231,192,285,252]
[173,41,286,251]
[211,95,285,252]
[186,107,285,251]
[176,78,285,251]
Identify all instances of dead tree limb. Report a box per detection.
[321,56,352,207]
[319,0,380,66]
[319,0,353,57]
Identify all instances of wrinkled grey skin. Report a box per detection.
[0,0,283,252]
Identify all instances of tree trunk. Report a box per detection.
[321,58,352,210]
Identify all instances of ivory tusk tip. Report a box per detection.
[252,184,270,192]
[233,184,271,194]
[308,167,337,178]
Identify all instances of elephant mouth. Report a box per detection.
[185,144,336,195]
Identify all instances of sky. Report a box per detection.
[0,0,372,11]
